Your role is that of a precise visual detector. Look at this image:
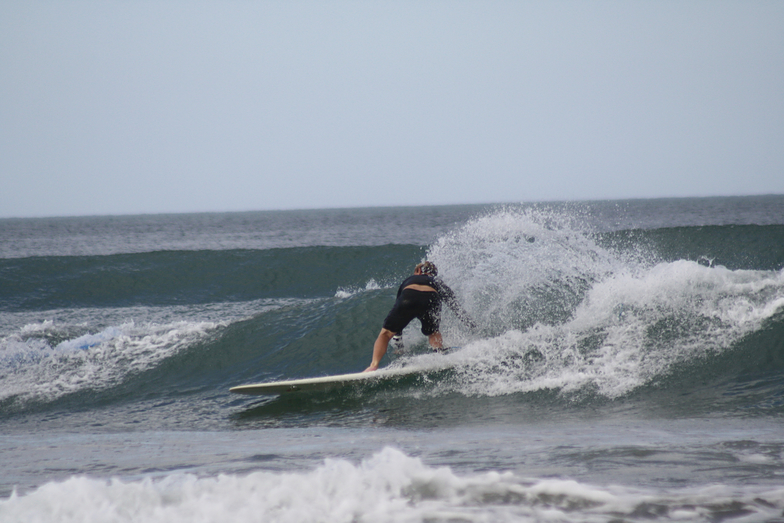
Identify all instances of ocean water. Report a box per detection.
[1,195,784,522]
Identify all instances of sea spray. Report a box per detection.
[427,206,628,336]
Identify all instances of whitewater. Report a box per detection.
[1,196,784,522]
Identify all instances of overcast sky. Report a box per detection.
[1,1,782,218]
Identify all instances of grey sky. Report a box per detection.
[1,1,782,218]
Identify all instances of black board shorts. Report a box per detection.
[382,288,441,335]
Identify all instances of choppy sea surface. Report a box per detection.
[2,195,784,522]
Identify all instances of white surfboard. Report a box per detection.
[229,366,427,395]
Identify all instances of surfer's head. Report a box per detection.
[416,261,438,276]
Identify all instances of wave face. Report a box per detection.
[0,245,423,310]
[1,202,783,424]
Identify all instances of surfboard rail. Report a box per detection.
[229,366,419,395]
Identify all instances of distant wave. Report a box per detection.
[0,245,424,311]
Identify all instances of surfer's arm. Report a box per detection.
[451,302,478,331]
[436,281,478,331]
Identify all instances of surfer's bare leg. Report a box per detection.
[428,332,443,350]
[365,328,395,372]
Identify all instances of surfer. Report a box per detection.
[364,261,476,372]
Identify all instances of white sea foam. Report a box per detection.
[2,447,783,523]
[420,209,784,399]
[0,319,221,406]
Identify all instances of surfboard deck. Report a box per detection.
[229,366,422,395]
